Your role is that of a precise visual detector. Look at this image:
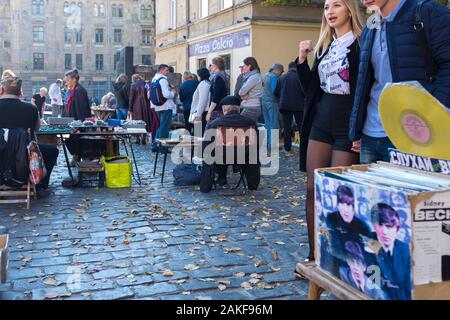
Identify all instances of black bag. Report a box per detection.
[173,164,202,186]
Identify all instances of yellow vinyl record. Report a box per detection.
[379,83,450,160]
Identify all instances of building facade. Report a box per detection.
[0,0,155,100]
[154,0,323,90]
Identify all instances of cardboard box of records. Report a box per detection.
[314,83,450,300]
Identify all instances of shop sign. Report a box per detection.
[188,29,251,57]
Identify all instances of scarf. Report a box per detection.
[242,69,260,82]
[66,84,77,115]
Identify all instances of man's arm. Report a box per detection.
[239,75,258,97]
[160,78,175,100]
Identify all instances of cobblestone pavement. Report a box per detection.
[0,142,330,300]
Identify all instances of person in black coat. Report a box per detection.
[294,1,365,262]
[64,69,91,120]
[64,69,91,165]
[112,74,131,120]
[274,61,305,151]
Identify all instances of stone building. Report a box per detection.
[154,0,324,90]
[0,0,155,100]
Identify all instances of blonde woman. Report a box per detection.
[294,0,365,265]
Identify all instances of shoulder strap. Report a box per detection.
[414,0,436,82]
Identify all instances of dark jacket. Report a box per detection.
[210,74,228,110]
[349,0,450,141]
[68,83,91,121]
[0,128,30,187]
[274,68,305,112]
[234,73,245,99]
[113,82,130,109]
[296,40,360,171]
[179,79,200,111]
[366,236,412,300]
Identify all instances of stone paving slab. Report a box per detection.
[0,143,316,300]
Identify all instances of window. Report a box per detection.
[33,26,44,42]
[33,53,44,70]
[94,3,99,16]
[114,52,120,71]
[64,27,72,43]
[76,54,83,70]
[198,58,206,69]
[112,4,124,18]
[76,28,82,43]
[220,54,231,77]
[170,0,176,29]
[114,29,122,44]
[142,30,152,45]
[95,28,104,43]
[65,54,72,70]
[99,4,105,16]
[95,54,104,71]
[93,81,108,101]
[142,55,152,65]
[221,0,232,10]
[140,5,152,20]
[32,0,45,15]
[4,40,10,48]
[199,0,208,18]
[64,2,69,16]
[32,81,47,96]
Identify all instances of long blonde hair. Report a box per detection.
[314,0,365,59]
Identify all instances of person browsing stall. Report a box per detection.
[295,0,365,263]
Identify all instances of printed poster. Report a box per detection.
[413,191,450,285]
[315,171,413,300]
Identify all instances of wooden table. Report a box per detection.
[37,129,146,185]
[153,137,203,184]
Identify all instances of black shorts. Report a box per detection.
[309,92,354,153]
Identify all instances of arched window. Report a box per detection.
[99,4,105,17]
[64,1,70,16]
[94,3,99,17]
[32,0,45,15]
[118,4,123,17]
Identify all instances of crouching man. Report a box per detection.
[200,96,260,193]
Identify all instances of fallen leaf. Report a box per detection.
[257,281,266,289]
[218,284,227,291]
[44,278,62,287]
[184,264,200,271]
[115,262,130,269]
[255,260,268,267]
[275,241,285,245]
[44,292,59,299]
[271,266,281,272]
[240,282,252,290]
[224,247,241,254]
[272,250,280,261]
[163,270,174,277]
[234,272,246,278]
[182,291,191,295]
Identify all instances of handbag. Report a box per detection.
[27,141,47,185]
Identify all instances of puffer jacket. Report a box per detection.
[349,0,450,141]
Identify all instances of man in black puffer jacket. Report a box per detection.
[350,0,450,164]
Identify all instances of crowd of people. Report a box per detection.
[0,0,449,296]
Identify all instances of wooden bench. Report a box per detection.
[0,180,36,210]
[296,261,373,300]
